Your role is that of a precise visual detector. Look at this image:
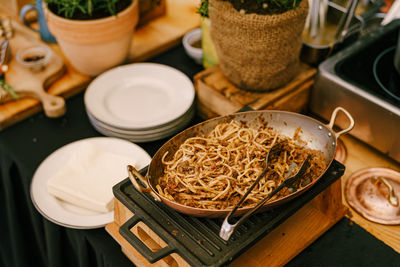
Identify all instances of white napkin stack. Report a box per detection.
[47,142,135,213]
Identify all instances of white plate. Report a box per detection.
[86,103,194,135]
[30,137,151,229]
[86,104,194,136]
[84,63,195,130]
[89,108,194,142]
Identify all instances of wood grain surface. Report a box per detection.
[0,0,201,131]
[106,123,400,266]
[0,21,90,130]
[340,135,400,253]
[106,177,346,266]
[1,26,67,118]
[128,0,200,62]
[194,64,316,119]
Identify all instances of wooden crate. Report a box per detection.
[105,177,347,267]
[194,64,316,119]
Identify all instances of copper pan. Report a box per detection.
[128,107,354,218]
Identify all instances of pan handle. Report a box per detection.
[372,176,399,207]
[327,107,355,138]
[127,165,161,202]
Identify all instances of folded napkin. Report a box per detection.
[47,142,135,213]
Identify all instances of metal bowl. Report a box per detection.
[300,2,363,66]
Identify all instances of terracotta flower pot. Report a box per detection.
[44,0,139,76]
[209,0,308,91]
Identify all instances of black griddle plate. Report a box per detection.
[114,160,345,267]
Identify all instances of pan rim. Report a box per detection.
[146,109,337,217]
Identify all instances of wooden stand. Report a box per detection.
[194,64,316,119]
[106,177,347,267]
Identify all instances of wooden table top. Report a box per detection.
[340,135,400,253]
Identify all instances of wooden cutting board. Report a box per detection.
[0,21,90,130]
[1,31,67,118]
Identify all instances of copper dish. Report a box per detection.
[129,107,354,218]
[345,167,400,225]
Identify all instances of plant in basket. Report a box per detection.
[43,0,139,76]
[200,0,308,91]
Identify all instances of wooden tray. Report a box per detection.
[128,0,200,62]
[106,176,347,266]
[0,0,200,131]
[194,64,316,119]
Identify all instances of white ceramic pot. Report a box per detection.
[182,28,203,64]
[44,0,139,76]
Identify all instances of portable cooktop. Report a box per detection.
[310,20,400,163]
[113,161,345,266]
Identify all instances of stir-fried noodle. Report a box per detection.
[156,120,327,209]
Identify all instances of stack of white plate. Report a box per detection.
[84,63,195,142]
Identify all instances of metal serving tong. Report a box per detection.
[219,142,311,241]
[334,0,360,42]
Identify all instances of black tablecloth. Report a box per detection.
[1,45,399,267]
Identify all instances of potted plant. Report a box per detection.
[43,0,139,76]
[202,0,308,91]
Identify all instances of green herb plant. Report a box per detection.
[197,0,209,17]
[0,80,19,100]
[44,0,123,19]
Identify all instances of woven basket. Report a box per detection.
[209,0,308,91]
